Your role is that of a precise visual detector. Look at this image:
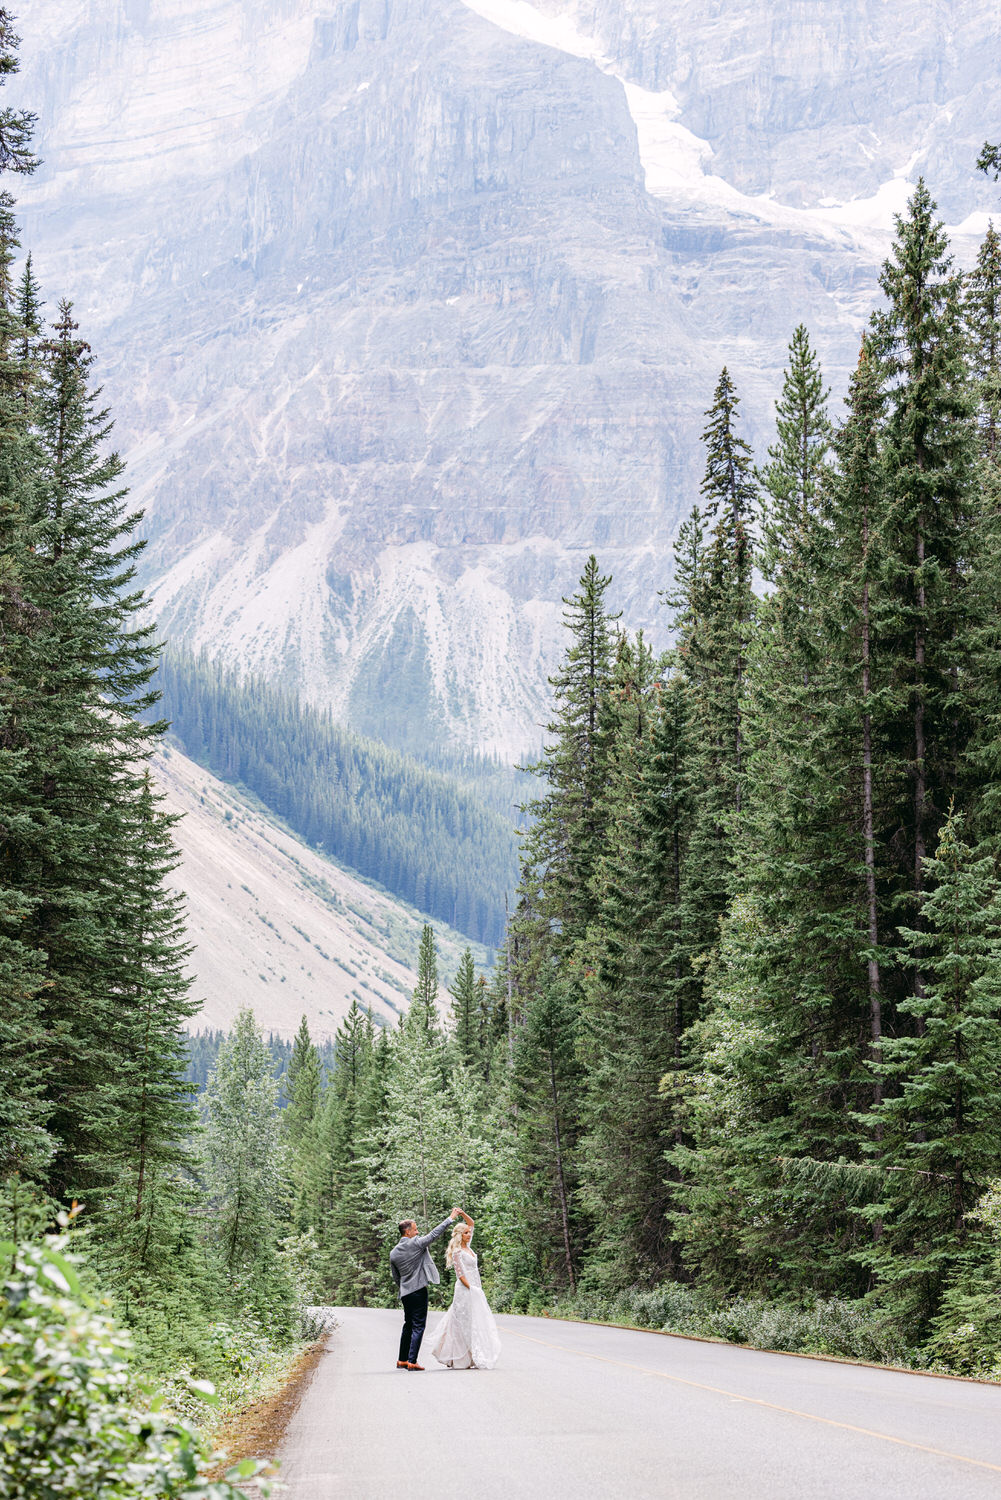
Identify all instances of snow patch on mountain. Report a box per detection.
[459,0,987,249]
[13,0,999,760]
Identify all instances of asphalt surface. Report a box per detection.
[272,1306,1001,1498]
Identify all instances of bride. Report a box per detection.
[429,1209,502,1370]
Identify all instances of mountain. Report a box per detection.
[153,646,520,947]
[12,0,998,758]
[153,742,489,1041]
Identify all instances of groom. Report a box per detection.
[390,1207,462,1371]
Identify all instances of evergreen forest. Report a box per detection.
[154,647,519,949]
[5,4,1001,1488]
[274,178,1001,1377]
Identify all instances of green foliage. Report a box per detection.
[9,4,1001,1401]
[757,323,831,584]
[449,947,479,1068]
[545,1284,920,1368]
[510,970,584,1295]
[929,1180,1001,1374]
[184,1030,336,1096]
[154,645,516,946]
[977,142,1001,181]
[202,1011,298,1336]
[578,652,691,1284]
[0,11,37,177]
[519,555,619,957]
[861,812,1001,1332]
[0,1226,268,1500]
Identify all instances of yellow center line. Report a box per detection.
[505,1327,1001,1476]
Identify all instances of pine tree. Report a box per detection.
[449,948,479,1069]
[863,812,1001,1333]
[512,969,583,1294]
[0,11,37,177]
[964,223,1001,840]
[667,895,788,1295]
[283,1016,323,1144]
[691,366,756,820]
[669,370,757,984]
[977,142,1001,182]
[381,1002,457,1229]
[352,1025,396,1305]
[520,556,619,959]
[577,637,688,1282]
[321,1001,378,1302]
[90,773,200,1307]
[869,180,977,955]
[758,323,832,587]
[11,300,163,1200]
[282,1015,324,1234]
[965,223,1001,463]
[0,87,48,1182]
[411,923,440,1035]
[203,1009,290,1321]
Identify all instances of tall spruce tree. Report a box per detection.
[381,997,457,1228]
[203,1009,291,1327]
[520,556,619,959]
[0,35,46,1181]
[758,323,832,588]
[965,223,1001,463]
[283,1016,323,1143]
[863,812,1001,1333]
[282,1015,325,1234]
[16,299,163,1200]
[412,923,441,1035]
[512,969,583,1294]
[580,664,695,1282]
[0,10,36,178]
[321,1001,378,1302]
[869,180,976,961]
[965,223,1001,838]
[671,370,757,976]
[91,773,199,1307]
[449,948,479,1069]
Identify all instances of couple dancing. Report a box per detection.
[390,1206,501,1371]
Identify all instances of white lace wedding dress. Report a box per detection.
[429,1247,502,1369]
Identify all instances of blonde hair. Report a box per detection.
[445,1221,471,1269]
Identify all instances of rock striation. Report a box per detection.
[13,0,999,758]
[153,742,486,1040]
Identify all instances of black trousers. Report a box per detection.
[399,1287,429,1364]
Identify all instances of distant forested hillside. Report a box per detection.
[184,1029,337,1095]
[155,646,518,947]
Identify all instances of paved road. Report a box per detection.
[272,1307,1001,1499]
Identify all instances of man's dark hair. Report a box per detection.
[398,1219,415,1236]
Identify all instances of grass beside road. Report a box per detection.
[203,1335,330,1489]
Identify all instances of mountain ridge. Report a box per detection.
[12,0,998,757]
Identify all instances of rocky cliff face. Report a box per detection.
[13,0,998,758]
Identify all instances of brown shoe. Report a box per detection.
[396,1360,409,1368]
[407,1362,425,1371]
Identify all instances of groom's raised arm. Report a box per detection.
[415,1212,456,1249]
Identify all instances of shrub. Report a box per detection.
[0,1226,269,1499]
[540,1281,925,1370]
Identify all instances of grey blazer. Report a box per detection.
[389,1217,453,1300]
